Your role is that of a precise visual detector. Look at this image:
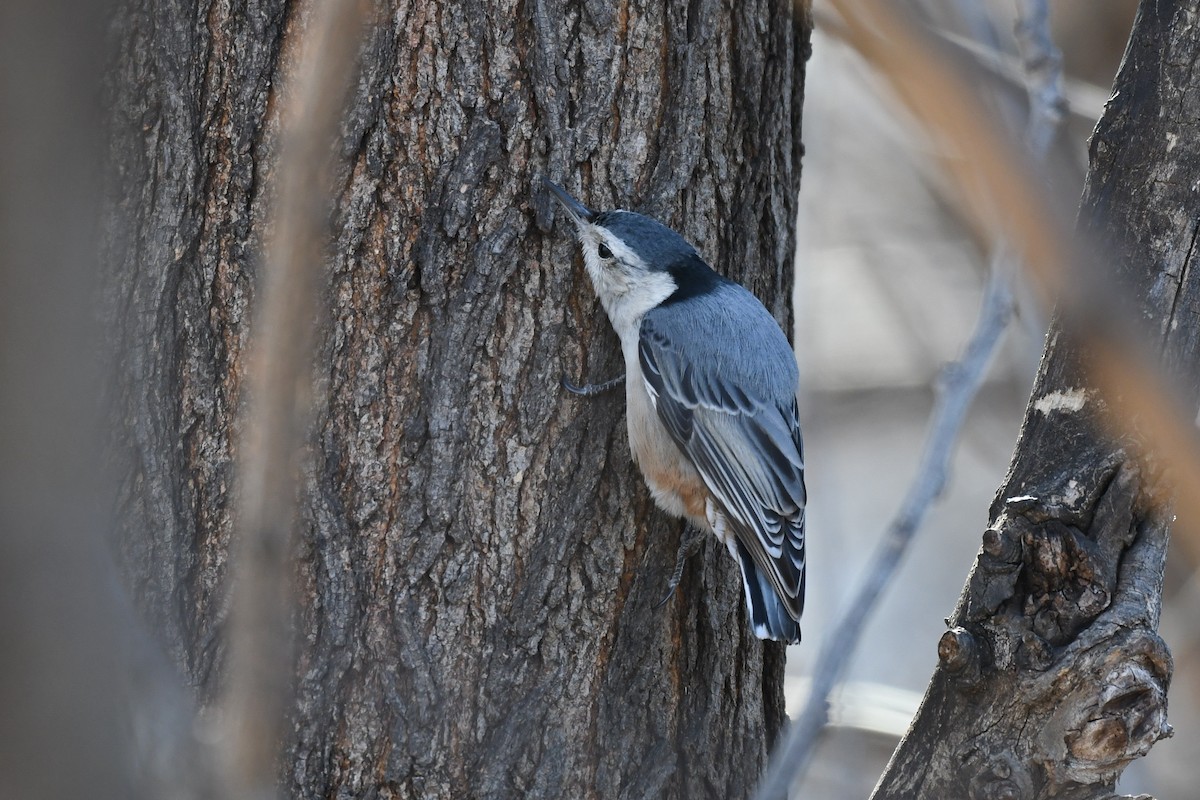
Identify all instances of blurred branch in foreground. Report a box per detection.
[819,0,1200,532]
[2,1,371,797]
[216,2,367,798]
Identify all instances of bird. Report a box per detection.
[545,178,806,644]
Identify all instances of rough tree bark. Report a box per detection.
[873,2,1199,797]
[101,1,811,797]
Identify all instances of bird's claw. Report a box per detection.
[655,525,706,608]
[561,372,626,397]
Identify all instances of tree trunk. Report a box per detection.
[873,2,1199,797]
[102,1,811,798]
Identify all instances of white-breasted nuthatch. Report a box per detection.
[545,179,805,644]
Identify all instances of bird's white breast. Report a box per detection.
[620,335,712,531]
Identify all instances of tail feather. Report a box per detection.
[735,539,802,644]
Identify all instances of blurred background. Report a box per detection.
[786,0,1200,796]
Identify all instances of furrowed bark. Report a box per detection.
[102,1,812,797]
[873,2,1200,797]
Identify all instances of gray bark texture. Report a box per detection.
[101,1,811,798]
[872,2,1200,798]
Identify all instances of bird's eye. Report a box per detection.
[597,243,613,260]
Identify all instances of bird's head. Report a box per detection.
[543,178,720,333]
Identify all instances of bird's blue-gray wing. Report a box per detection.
[639,309,806,621]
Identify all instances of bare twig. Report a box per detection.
[217,3,367,798]
[931,28,1105,122]
[760,268,1014,800]
[1012,0,1065,159]
[754,3,1068,797]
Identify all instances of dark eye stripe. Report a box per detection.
[597,243,613,260]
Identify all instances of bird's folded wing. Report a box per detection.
[639,317,807,620]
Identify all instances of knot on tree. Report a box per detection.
[960,462,1140,672]
[1019,518,1112,646]
[967,752,1032,800]
[942,626,1170,799]
[1040,631,1173,787]
[938,626,983,688]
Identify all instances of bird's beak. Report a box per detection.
[542,178,596,227]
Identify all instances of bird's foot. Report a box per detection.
[561,372,626,397]
[655,525,706,609]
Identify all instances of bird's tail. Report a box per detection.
[735,539,802,644]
